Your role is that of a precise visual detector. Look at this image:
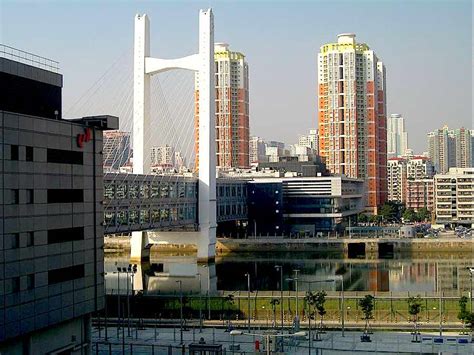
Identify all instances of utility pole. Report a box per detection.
[245,273,251,332]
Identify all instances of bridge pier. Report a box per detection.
[130,231,151,263]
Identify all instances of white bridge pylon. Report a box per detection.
[131,9,217,263]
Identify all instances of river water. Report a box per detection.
[104,251,474,296]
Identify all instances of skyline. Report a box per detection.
[1,0,471,154]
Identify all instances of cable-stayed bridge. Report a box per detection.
[66,9,247,263]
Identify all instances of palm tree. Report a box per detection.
[270,298,280,328]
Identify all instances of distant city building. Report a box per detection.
[406,179,434,212]
[387,158,407,203]
[318,33,387,212]
[0,49,110,353]
[249,136,267,164]
[434,168,474,225]
[174,151,186,171]
[387,113,408,158]
[103,130,131,171]
[289,144,313,162]
[427,125,473,173]
[265,141,285,163]
[247,176,365,236]
[298,128,319,153]
[151,145,175,168]
[195,43,249,170]
[407,156,434,179]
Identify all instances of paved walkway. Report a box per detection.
[91,325,474,354]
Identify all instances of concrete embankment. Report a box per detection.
[105,235,473,256]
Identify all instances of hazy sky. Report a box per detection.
[1,0,472,154]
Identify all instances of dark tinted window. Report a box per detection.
[47,148,83,165]
[48,227,84,244]
[47,189,83,203]
[48,265,84,284]
[26,146,34,161]
[10,145,19,160]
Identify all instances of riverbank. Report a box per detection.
[104,235,473,255]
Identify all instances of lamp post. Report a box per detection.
[176,280,183,344]
[230,330,306,355]
[274,265,284,331]
[245,273,251,332]
[116,266,121,338]
[467,267,474,312]
[196,273,203,332]
[286,269,300,329]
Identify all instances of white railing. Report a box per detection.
[0,44,59,73]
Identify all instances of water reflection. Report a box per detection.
[104,252,473,295]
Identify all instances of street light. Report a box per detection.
[230,330,306,355]
[196,273,203,332]
[329,275,345,337]
[286,269,300,329]
[176,280,183,344]
[467,267,474,312]
[274,265,284,331]
[245,273,251,332]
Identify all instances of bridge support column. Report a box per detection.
[197,227,216,264]
[130,231,151,262]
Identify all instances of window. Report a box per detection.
[48,265,84,284]
[27,274,35,290]
[25,146,34,161]
[26,232,34,247]
[11,189,19,204]
[26,189,34,204]
[47,148,83,165]
[47,189,84,203]
[10,145,19,160]
[11,277,20,293]
[48,227,84,244]
[12,233,20,248]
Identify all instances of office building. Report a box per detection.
[249,136,266,164]
[318,33,387,212]
[387,113,408,158]
[434,168,474,225]
[247,176,365,236]
[387,158,407,203]
[103,130,131,171]
[195,43,249,170]
[0,47,114,354]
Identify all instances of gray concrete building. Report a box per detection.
[0,46,115,353]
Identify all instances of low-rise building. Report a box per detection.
[247,176,365,236]
[434,168,474,225]
[406,178,434,212]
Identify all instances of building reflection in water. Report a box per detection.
[104,253,473,295]
[105,256,217,295]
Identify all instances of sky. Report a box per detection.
[1,0,472,154]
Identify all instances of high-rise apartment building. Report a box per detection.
[195,43,249,170]
[406,179,434,212]
[407,156,434,179]
[387,114,408,158]
[427,126,473,173]
[318,33,387,212]
[103,130,131,171]
[387,158,407,203]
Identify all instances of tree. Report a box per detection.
[458,296,470,332]
[359,295,375,335]
[407,296,423,342]
[314,291,327,332]
[358,213,369,224]
[270,298,280,328]
[403,208,416,222]
[415,207,430,222]
[225,294,234,327]
[379,202,397,222]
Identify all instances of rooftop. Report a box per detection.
[0,44,59,73]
